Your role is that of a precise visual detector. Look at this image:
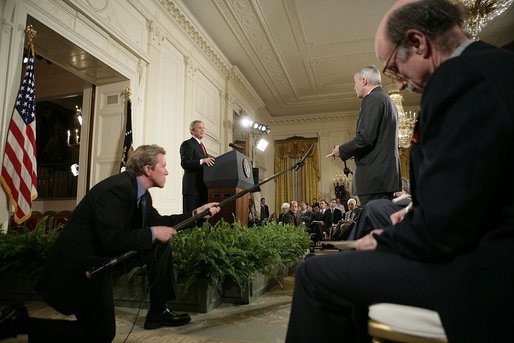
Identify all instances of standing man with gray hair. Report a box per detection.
[180,120,215,212]
[331,66,401,207]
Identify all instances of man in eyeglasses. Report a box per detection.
[286,0,514,342]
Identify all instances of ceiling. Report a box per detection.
[181,0,514,118]
[27,1,514,119]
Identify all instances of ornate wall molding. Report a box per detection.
[85,0,110,13]
[1,19,13,34]
[184,55,197,77]
[271,112,357,125]
[158,0,264,115]
[149,20,166,47]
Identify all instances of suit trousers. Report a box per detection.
[285,250,435,343]
[29,243,174,342]
[348,199,402,240]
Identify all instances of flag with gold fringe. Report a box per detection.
[0,29,38,224]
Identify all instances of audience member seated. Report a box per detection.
[329,198,362,240]
[298,202,312,226]
[278,202,290,223]
[342,198,362,223]
[309,199,332,242]
[281,200,301,226]
[343,180,412,240]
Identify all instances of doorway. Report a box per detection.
[25,16,128,212]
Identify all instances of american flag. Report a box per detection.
[119,98,133,173]
[0,49,37,224]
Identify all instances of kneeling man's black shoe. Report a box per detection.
[144,307,191,330]
[0,302,29,340]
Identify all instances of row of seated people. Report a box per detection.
[275,198,363,243]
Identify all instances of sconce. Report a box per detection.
[67,105,82,147]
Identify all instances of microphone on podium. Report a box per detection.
[229,143,244,152]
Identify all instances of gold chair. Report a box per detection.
[368,303,447,343]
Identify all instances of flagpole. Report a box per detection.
[0,25,38,224]
[120,87,133,173]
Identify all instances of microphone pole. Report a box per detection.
[85,144,315,279]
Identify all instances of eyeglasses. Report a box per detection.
[382,42,405,81]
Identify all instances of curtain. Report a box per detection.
[400,147,410,181]
[274,137,319,215]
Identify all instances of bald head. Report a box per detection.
[375,0,415,62]
[375,0,468,91]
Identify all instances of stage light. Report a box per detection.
[256,138,269,152]
[241,117,252,128]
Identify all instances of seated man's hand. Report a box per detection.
[390,202,412,225]
[356,229,383,251]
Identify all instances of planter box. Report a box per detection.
[221,264,293,305]
[0,272,41,301]
[112,274,149,308]
[169,278,220,313]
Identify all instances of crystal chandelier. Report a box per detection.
[455,0,514,39]
[389,91,417,149]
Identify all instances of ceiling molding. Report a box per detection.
[159,0,267,113]
[271,111,357,125]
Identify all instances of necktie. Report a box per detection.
[139,193,147,228]
[200,142,207,157]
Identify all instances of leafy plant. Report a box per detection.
[0,216,62,277]
[172,220,311,291]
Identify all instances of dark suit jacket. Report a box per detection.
[282,210,301,226]
[36,172,191,315]
[376,42,514,341]
[180,137,208,210]
[338,87,401,195]
[313,209,332,230]
[260,204,270,220]
[343,208,362,222]
[330,208,343,224]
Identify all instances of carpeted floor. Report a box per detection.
[2,276,295,343]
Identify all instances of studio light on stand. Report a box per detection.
[255,137,269,152]
[238,114,271,162]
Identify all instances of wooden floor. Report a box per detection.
[2,277,295,343]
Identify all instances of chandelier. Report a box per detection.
[455,0,513,39]
[389,91,417,149]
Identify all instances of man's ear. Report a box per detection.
[405,29,428,57]
[143,165,152,176]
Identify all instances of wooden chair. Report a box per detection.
[368,303,447,343]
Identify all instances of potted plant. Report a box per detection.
[170,220,311,312]
[0,216,63,300]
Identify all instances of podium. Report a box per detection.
[204,150,255,226]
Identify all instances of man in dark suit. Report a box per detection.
[329,199,343,225]
[0,145,219,342]
[180,120,215,212]
[286,1,514,342]
[330,66,401,207]
[260,197,270,221]
[310,199,332,241]
[282,200,301,226]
